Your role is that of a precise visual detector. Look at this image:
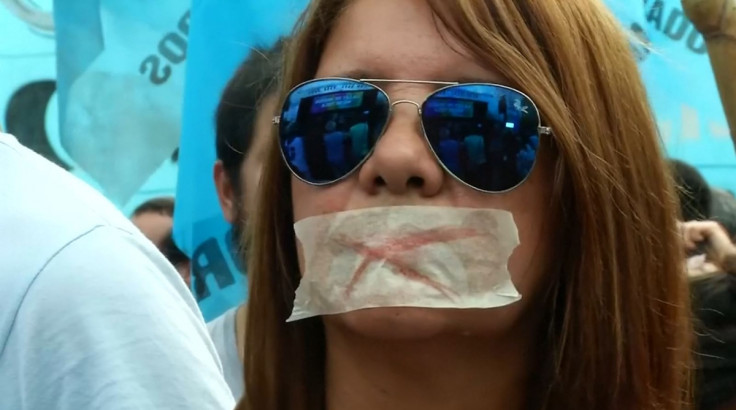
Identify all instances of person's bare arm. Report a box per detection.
[681,0,736,149]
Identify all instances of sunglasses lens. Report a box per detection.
[278,79,389,184]
[422,84,541,192]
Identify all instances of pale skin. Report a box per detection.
[681,220,736,278]
[213,95,278,362]
[131,211,191,286]
[681,220,734,260]
[131,211,172,250]
[680,0,736,146]
[214,94,278,225]
[290,1,557,409]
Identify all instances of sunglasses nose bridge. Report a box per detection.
[386,99,426,138]
[390,99,422,113]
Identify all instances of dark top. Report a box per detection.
[692,272,736,410]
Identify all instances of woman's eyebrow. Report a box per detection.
[320,69,376,79]
[324,71,506,85]
[453,74,508,85]
[319,68,507,86]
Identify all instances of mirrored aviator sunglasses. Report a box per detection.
[273,77,553,193]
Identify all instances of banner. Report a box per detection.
[606,0,735,192]
[52,0,189,213]
[0,2,58,167]
[173,0,308,321]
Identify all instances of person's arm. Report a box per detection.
[2,226,235,410]
[681,0,736,148]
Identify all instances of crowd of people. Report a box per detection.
[2,0,736,409]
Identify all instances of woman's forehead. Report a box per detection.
[316,0,503,85]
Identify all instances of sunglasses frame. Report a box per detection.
[273,77,553,193]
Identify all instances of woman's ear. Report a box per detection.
[214,160,238,223]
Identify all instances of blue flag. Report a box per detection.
[605,0,734,191]
[174,0,308,321]
[52,0,189,212]
[0,3,57,165]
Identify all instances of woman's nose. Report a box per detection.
[357,100,444,196]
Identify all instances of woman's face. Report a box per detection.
[291,0,555,339]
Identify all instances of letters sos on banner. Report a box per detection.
[53,0,190,210]
[1,1,188,213]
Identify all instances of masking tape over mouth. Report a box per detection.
[287,206,521,322]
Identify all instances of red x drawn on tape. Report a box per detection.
[335,227,481,299]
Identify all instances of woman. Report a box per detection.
[209,39,285,401]
[241,1,692,409]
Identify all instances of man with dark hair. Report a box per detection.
[132,197,176,216]
[208,39,285,401]
[670,159,713,221]
[131,197,175,248]
[131,197,190,286]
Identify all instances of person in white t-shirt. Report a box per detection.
[209,40,285,401]
[0,132,235,410]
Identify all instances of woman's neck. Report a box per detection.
[235,304,247,361]
[324,324,535,410]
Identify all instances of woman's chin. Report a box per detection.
[323,306,518,341]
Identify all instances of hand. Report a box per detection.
[680,220,736,262]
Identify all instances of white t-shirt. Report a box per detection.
[207,307,245,401]
[0,133,235,410]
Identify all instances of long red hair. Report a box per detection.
[239,1,693,409]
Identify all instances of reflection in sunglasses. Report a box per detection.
[277,78,551,193]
